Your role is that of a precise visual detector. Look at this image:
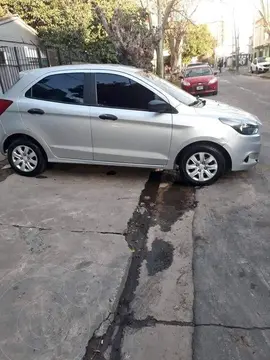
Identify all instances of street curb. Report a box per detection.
[94,252,133,337]
[242,73,270,79]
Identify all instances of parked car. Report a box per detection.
[181,65,219,96]
[250,57,270,73]
[0,64,261,186]
[186,62,204,67]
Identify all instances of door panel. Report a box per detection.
[90,72,173,166]
[91,107,172,165]
[19,98,92,160]
[18,72,93,160]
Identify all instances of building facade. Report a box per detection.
[253,17,270,58]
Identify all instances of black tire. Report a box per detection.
[213,91,218,95]
[178,144,226,186]
[7,138,47,177]
[251,67,254,73]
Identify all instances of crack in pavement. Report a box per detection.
[126,316,270,331]
[0,222,124,236]
[195,324,270,331]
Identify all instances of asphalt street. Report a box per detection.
[193,72,270,359]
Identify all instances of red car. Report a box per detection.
[181,65,218,96]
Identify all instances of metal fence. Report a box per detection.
[0,45,62,93]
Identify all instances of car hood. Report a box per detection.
[185,75,214,84]
[258,62,270,66]
[194,99,261,124]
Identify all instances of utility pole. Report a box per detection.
[233,6,240,72]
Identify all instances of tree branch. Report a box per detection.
[162,0,178,31]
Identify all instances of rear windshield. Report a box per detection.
[184,67,213,78]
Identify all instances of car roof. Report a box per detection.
[187,62,204,66]
[19,63,140,77]
[185,65,211,70]
[4,64,141,97]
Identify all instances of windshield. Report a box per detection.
[140,71,195,106]
[187,63,203,67]
[258,57,266,63]
[184,67,213,78]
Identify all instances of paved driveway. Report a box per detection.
[0,165,148,360]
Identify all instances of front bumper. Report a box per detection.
[225,133,261,171]
[182,84,218,96]
[258,67,270,73]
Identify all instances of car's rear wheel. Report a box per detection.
[178,144,226,186]
[213,91,218,95]
[8,139,47,177]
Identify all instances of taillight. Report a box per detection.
[0,99,13,115]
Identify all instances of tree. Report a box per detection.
[93,3,160,69]
[259,0,270,36]
[182,24,216,64]
[0,0,93,61]
[165,1,198,72]
[0,0,129,63]
[140,0,181,77]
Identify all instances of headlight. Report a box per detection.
[219,117,259,135]
[182,80,191,86]
[208,77,217,84]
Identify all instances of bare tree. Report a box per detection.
[259,0,270,36]
[92,2,160,69]
[140,0,181,77]
[166,1,198,72]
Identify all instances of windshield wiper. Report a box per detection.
[189,97,206,107]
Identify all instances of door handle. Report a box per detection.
[99,114,118,121]
[28,108,45,115]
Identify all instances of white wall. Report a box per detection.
[0,17,39,47]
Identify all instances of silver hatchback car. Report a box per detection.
[0,64,261,186]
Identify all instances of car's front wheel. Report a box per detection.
[179,144,226,186]
[8,138,47,177]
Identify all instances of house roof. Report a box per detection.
[0,15,37,36]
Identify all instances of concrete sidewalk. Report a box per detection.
[0,165,147,360]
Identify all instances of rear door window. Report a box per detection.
[25,73,85,105]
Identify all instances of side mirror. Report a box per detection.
[148,99,169,113]
[214,71,218,76]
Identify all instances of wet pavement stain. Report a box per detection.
[155,181,196,233]
[83,171,197,360]
[0,167,13,182]
[146,238,174,276]
[107,170,117,176]
[35,175,47,179]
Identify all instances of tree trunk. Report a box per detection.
[156,36,164,78]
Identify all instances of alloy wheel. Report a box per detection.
[12,145,38,172]
[186,152,218,182]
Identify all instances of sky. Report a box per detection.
[193,0,258,54]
